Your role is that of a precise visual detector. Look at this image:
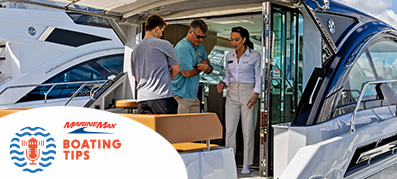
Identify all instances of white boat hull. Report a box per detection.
[180,148,237,179]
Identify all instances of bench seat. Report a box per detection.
[172,142,219,152]
[119,113,222,143]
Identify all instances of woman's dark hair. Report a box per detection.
[231,26,253,50]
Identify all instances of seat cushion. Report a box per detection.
[116,99,137,108]
[172,142,219,152]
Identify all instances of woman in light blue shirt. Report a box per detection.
[217,26,261,174]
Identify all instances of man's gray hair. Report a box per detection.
[189,19,208,34]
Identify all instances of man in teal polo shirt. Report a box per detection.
[172,19,213,114]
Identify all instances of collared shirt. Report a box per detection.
[223,47,261,93]
[172,38,208,99]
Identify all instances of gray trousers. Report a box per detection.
[225,83,258,165]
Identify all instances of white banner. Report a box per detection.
[1,107,187,178]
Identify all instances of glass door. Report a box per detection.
[261,2,303,177]
[271,5,302,125]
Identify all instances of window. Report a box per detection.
[369,40,397,94]
[345,51,377,103]
[67,12,111,28]
[17,54,123,103]
[45,28,110,47]
[335,39,397,116]
[349,52,376,93]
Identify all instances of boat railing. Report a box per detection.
[0,80,109,106]
[0,76,12,84]
[350,79,397,132]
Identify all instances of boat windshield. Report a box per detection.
[17,54,123,103]
[0,0,111,28]
[332,39,397,119]
[67,12,111,28]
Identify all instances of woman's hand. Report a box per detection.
[247,92,259,109]
[217,81,226,93]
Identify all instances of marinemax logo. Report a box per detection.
[64,122,117,134]
[63,122,121,160]
[10,127,56,173]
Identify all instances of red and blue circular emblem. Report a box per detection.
[10,127,56,173]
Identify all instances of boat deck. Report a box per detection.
[237,165,266,179]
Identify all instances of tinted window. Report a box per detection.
[370,40,397,83]
[18,54,123,103]
[67,12,111,28]
[347,51,377,102]
[336,39,397,116]
[95,56,124,75]
[45,28,110,47]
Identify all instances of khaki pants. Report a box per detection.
[225,83,258,165]
[174,95,200,114]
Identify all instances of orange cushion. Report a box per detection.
[116,99,137,108]
[172,142,219,152]
[119,113,223,143]
[0,109,28,118]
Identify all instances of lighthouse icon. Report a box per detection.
[23,138,44,165]
[10,126,56,173]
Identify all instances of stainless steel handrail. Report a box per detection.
[89,85,97,98]
[90,80,110,100]
[0,76,12,84]
[0,80,108,105]
[350,79,397,132]
[65,80,114,106]
[0,80,107,96]
[44,85,56,103]
[309,77,322,104]
[64,83,90,106]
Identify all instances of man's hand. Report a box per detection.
[201,59,210,64]
[197,62,209,72]
[197,59,212,74]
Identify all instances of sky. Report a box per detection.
[334,0,397,28]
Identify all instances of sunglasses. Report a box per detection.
[231,27,242,32]
[191,29,207,39]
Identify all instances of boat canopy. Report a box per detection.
[8,0,272,19]
[6,0,338,49]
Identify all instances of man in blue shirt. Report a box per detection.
[172,19,213,114]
